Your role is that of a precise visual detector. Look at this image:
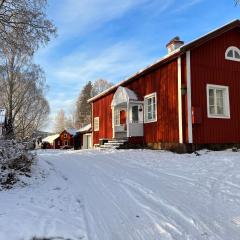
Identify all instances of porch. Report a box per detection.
[111,86,144,140]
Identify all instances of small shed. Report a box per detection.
[75,124,92,150]
[42,134,60,149]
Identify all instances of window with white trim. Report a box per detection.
[144,92,157,122]
[94,117,99,131]
[225,46,240,62]
[207,84,230,118]
[114,109,120,126]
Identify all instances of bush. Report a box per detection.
[0,140,35,189]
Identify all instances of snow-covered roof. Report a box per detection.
[111,87,138,107]
[0,108,6,125]
[42,134,60,144]
[88,19,240,103]
[65,128,77,136]
[77,124,91,133]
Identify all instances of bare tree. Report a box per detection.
[235,0,240,5]
[53,109,65,133]
[0,49,49,139]
[0,0,55,139]
[91,79,113,97]
[0,0,56,54]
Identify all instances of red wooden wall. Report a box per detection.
[92,59,179,145]
[59,130,74,147]
[190,28,240,144]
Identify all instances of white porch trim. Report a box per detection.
[177,56,183,144]
[186,51,193,143]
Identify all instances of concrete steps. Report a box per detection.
[100,139,128,150]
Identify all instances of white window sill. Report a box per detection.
[207,114,230,119]
[144,119,157,123]
[225,57,240,62]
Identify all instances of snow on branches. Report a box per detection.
[0,140,35,189]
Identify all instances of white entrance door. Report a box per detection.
[83,134,92,149]
[128,103,144,137]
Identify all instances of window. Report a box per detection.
[64,140,68,146]
[207,84,230,119]
[64,133,67,138]
[225,46,240,62]
[144,93,157,123]
[94,117,99,131]
[114,109,120,126]
[132,106,139,123]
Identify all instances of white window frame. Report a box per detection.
[114,109,120,126]
[225,46,240,62]
[144,92,157,123]
[64,133,67,138]
[64,140,68,146]
[206,84,230,119]
[94,117,100,131]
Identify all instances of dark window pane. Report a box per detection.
[227,50,233,58]
[235,51,240,59]
[132,106,139,123]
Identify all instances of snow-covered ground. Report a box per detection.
[0,149,240,240]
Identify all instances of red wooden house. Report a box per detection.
[59,129,77,149]
[88,20,240,152]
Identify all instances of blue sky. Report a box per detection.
[35,0,240,131]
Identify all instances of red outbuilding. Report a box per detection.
[88,20,240,152]
[59,129,77,149]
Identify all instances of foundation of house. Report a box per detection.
[147,142,240,153]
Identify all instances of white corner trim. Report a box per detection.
[178,57,183,144]
[186,51,193,143]
[91,103,94,147]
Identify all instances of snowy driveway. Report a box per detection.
[1,149,240,240]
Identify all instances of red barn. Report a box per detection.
[88,20,240,152]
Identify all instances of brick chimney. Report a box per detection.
[166,36,184,54]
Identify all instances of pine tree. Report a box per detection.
[75,82,93,128]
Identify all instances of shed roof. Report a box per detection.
[88,19,240,103]
[77,124,92,133]
[42,134,60,144]
[65,128,77,136]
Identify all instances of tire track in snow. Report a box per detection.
[118,179,222,240]
[87,156,222,240]
[42,158,89,240]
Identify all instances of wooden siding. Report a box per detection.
[190,28,240,144]
[59,130,74,147]
[92,59,179,145]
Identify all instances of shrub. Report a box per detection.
[0,140,35,189]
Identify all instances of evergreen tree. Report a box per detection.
[75,81,93,128]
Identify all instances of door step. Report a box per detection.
[100,139,128,150]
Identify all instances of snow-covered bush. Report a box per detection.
[0,140,35,189]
